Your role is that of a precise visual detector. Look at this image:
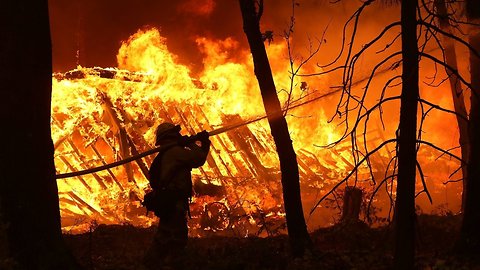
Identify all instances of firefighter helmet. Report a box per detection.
[155,122,181,145]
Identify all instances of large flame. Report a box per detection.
[52,27,462,235]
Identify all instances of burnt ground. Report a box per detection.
[63,214,480,270]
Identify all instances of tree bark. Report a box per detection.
[340,187,363,223]
[393,0,419,269]
[460,0,480,252]
[434,0,470,210]
[238,0,312,257]
[0,1,81,269]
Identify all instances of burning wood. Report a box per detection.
[51,29,396,235]
[52,65,390,235]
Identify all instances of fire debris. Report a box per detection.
[52,67,390,235]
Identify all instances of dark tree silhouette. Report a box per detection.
[238,0,312,257]
[434,0,469,209]
[306,0,477,268]
[393,0,419,269]
[460,0,480,252]
[301,2,419,268]
[0,1,81,269]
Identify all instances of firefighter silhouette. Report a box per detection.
[144,122,210,267]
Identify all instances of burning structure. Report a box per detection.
[52,27,462,235]
[52,28,349,234]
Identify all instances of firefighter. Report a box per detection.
[144,122,210,268]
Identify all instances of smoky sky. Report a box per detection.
[49,0,241,71]
[49,0,248,73]
[49,0,399,74]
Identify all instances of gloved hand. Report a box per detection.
[196,130,209,141]
[197,130,211,150]
[177,135,190,146]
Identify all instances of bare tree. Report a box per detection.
[238,0,312,257]
[393,0,419,268]
[0,1,81,268]
[434,0,469,209]
[459,0,480,252]
[305,0,475,268]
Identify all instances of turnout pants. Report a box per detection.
[146,198,189,265]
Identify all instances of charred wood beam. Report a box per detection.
[65,139,108,189]
[53,135,68,150]
[125,136,150,179]
[59,156,93,193]
[296,156,318,179]
[118,129,136,184]
[298,149,332,173]
[51,117,70,150]
[90,143,124,191]
[105,93,152,180]
[222,114,273,179]
[225,114,269,158]
[53,116,109,189]
[330,149,355,170]
[66,192,105,220]
[99,92,136,184]
[196,106,239,164]
[53,67,148,82]
[158,102,175,124]
[222,115,281,200]
[53,67,206,88]
[59,207,84,218]
[58,197,90,217]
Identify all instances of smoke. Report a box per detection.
[49,0,242,73]
[48,0,400,74]
[178,0,216,16]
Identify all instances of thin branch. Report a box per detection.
[309,138,397,215]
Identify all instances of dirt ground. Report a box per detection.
[63,214,480,270]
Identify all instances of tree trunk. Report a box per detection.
[0,1,81,269]
[434,0,470,210]
[238,0,312,257]
[459,0,480,252]
[0,210,9,268]
[393,0,419,269]
[341,186,363,223]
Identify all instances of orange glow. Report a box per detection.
[52,27,463,235]
[178,0,216,16]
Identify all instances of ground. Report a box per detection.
[63,214,480,270]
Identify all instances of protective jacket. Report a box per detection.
[149,140,210,198]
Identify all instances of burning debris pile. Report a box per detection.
[53,67,392,235]
[52,67,337,235]
[51,28,404,235]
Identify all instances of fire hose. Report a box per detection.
[55,89,340,179]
